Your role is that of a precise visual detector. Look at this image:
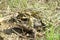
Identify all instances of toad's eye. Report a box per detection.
[21,18,29,21]
[21,18,28,21]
